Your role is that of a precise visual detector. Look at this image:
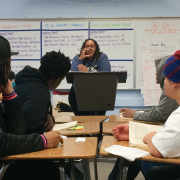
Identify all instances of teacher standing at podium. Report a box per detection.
[69,38,111,115]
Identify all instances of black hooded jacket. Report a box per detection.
[15,66,52,134]
[0,97,44,157]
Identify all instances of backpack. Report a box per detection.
[55,101,73,113]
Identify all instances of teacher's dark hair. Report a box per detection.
[39,50,71,80]
[0,57,10,87]
[78,38,102,61]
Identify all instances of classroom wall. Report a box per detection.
[0,0,180,19]
[1,0,179,115]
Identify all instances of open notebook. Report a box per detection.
[129,121,163,148]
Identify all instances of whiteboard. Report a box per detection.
[1,19,180,90]
[0,21,41,74]
[90,20,134,89]
[41,21,89,89]
[0,22,41,60]
[41,21,89,59]
[135,19,180,89]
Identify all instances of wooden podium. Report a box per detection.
[66,71,127,112]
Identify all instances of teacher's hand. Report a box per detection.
[78,64,88,72]
[79,48,90,60]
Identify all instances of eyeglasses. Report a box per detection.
[85,45,96,49]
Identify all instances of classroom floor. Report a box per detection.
[89,159,144,180]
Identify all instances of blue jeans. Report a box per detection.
[137,160,173,177]
[108,158,178,180]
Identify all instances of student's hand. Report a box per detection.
[45,114,55,132]
[112,124,129,141]
[143,131,157,144]
[0,80,14,95]
[79,48,90,60]
[77,64,88,72]
[119,108,136,118]
[43,131,63,148]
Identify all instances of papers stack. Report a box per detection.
[104,145,150,162]
[53,121,77,131]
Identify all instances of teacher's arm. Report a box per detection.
[71,55,82,71]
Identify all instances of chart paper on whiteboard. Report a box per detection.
[140,41,179,106]
[90,20,134,89]
[135,19,180,89]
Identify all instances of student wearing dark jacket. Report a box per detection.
[14,51,71,134]
[5,50,71,180]
[0,36,63,180]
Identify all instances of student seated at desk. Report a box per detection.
[119,55,178,123]
[4,50,71,180]
[0,36,62,178]
[69,38,111,116]
[14,50,71,134]
[109,50,180,180]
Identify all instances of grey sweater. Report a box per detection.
[134,55,179,122]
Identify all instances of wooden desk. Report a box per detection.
[53,110,74,119]
[0,137,97,180]
[103,122,128,135]
[60,122,100,136]
[109,115,133,123]
[59,122,100,180]
[55,115,109,124]
[0,137,97,160]
[109,115,164,125]
[100,136,180,164]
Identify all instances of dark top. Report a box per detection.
[15,66,53,134]
[0,96,44,157]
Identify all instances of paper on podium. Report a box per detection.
[104,145,150,161]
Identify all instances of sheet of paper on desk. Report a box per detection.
[120,113,123,117]
[104,145,150,161]
[53,121,77,131]
[76,137,86,142]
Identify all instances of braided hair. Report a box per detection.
[39,50,71,80]
[0,57,10,87]
[78,38,102,61]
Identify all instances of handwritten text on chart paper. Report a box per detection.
[144,21,180,34]
[0,32,40,58]
[90,31,131,47]
[42,32,85,47]
[44,23,85,28]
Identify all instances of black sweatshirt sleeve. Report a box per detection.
[3,96,26,135]
[0,130,44,157]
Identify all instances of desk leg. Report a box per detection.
[122,159,130,180]
[83,159,91,180]
[94,157,98,180]
[70,159,76,180]
[98,122,103,146]
[117,158,123,180]
[59,167,65,180]
[0,163,9,180]
[117,158,131,180]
